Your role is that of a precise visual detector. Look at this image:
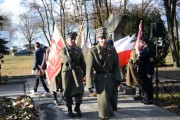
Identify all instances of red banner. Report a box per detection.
[46,23,64,82]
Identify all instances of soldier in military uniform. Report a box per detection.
[86,27,121,119]
[126,38,142,100]
[60,32,86,117]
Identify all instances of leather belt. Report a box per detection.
[96,70,112,74]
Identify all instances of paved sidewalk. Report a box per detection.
[1,76,180,120]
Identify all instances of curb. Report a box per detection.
[8,75,36,80]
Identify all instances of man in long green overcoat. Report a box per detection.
[60,32,86,117]
[86,27,121,119]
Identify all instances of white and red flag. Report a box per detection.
[135,20,143,56]
[114,34,136,67]
[46,23,64,84]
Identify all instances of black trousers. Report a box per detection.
[65,94,83,106]
[34,74,49,92]
[140,73,153,100]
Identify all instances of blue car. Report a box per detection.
[13,50,33,56]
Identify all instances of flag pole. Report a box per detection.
[55,21,79,87]
[77,20,84,42]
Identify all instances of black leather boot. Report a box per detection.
[74,104,82,117]
[67,106,74,117]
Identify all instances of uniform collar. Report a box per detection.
[96,43,107,53]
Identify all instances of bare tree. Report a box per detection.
[21,0,76,43]
[19,14,36,50]
[164,0,179,67]
[29,0,55,45]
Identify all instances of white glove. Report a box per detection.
[147,74,152,79]
[32,70,35,74]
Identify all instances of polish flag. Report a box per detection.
[46,22,64,83]
[135,20,143,56]
[114,34,136,67]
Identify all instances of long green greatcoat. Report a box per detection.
[60,45,86,97]
[86,43,121,118]
[126,48,141,87]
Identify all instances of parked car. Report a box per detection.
[13,50,33,56]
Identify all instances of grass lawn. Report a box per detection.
[1,55,34,77]
[157,93,180,116]
[158,52,180,80]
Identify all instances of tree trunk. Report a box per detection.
[174,15,179,64]
[29,41,31,51]
[95,0,103,27]
[84,1,89,42]
[124,0,127,14]
[104,0,109,19]
[164,0,179,67]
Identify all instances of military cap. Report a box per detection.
[96,27,107,39]
[130,37,137,43]
[140,36,149,44]
[68,32,78,39]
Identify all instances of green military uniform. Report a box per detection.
[60,45,86,105]
[126,48,139,87]
[86,43,121,119]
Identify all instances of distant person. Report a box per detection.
[32,42,50,96]
[86,27,121,119]
[138,37,155,104]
